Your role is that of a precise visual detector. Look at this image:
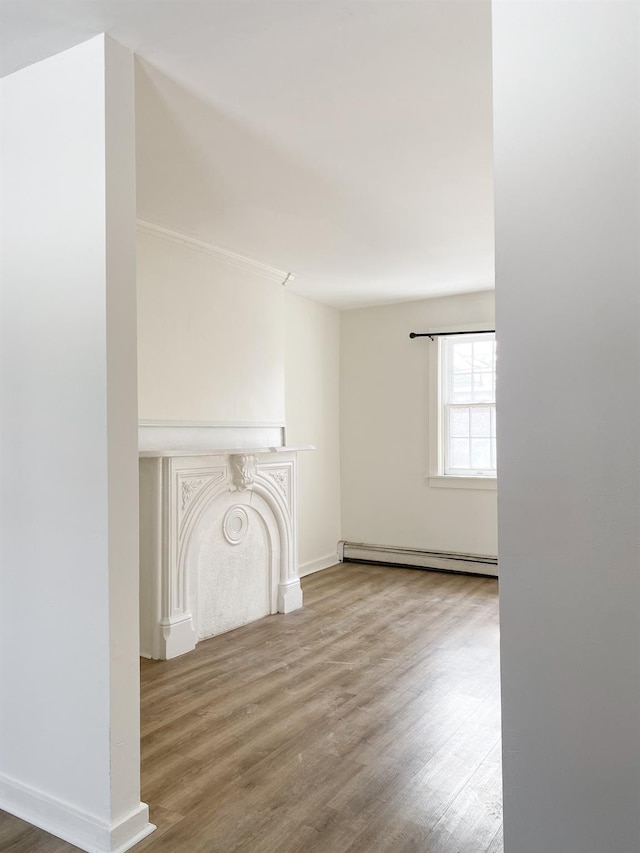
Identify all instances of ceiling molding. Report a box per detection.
[136,219,292,285]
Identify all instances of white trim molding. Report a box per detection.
[338,541,498,577]
[0,773,154,853]
[298,552,341,577]
[427,474,497,491]
[137,220,293,285]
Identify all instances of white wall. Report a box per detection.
[341,291,496,556]
[285,292,341,574]
[0,36,150,853]
[137,232,342,573]
[493,3,640,852]
[137,228,285,424]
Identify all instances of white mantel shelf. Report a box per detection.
[139,445,315,458]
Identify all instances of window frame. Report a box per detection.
[427,326,497,491]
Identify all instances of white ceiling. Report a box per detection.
[0,1,494,308]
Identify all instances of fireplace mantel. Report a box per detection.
[140,445,313,458]
[138,423,313,659]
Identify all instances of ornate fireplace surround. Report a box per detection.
[139,423,309,659]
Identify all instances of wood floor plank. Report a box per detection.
[0,563,502,853]
[423,741,503,853]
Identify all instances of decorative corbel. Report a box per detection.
[229,453,257,492]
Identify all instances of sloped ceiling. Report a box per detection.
[0,1,494,307]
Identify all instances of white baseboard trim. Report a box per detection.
[338,541,498,577]
[110,806,156,853]
[298,553,341,577]
[0,772,155,853]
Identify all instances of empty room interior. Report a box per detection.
[1,2,640,853]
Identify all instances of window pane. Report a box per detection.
[453,372,472,402]
[473,341,494,370]
[453,343,473,372]
[491,437,497,469]
[471,407,491,437]
[472,372,493,402]
[491,406,497,437]
[450,407,470,437]
[471,438,491,470]
[450,438,470,469]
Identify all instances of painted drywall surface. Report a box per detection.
[104,35,144,826]
[340,291,496,556]
[136,229,285,424]
[137,237,340,574]
[284,292,341,573]
[493,3,640,852]
[0,35,146,847]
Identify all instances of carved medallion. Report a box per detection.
[223,505,250,545]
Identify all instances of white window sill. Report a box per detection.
[427,475,497,491]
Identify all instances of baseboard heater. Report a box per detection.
[337,541,498,578]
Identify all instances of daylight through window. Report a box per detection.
[441,333,497,476]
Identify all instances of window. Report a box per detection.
[427,330,497,488]
[441,333,497,477]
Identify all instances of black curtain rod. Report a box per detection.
[409,329,495,341]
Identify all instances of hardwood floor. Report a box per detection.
[0,563,502,853]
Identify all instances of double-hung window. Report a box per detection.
[438,332,497,479]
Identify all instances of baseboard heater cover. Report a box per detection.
[337,541,498,577]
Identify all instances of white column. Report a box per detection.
[493,3,640,852]
[0,35,153,853]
